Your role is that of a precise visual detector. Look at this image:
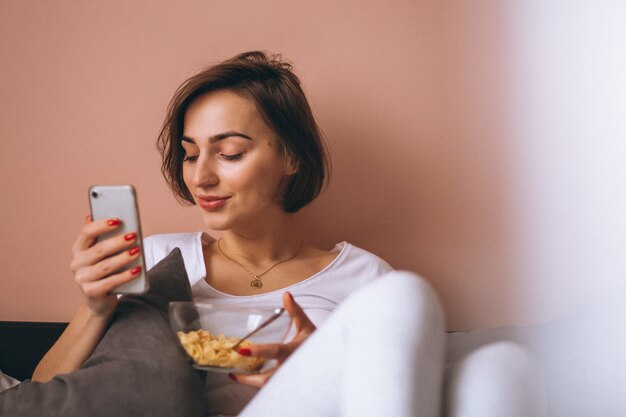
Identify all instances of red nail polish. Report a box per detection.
[128,246,140,256]
[108,219,121,226]
[124,232,137,241]
[228,373,238,382]
[130,266,142,276]
[237,348,252,357]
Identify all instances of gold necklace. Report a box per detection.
[217,239,304,289]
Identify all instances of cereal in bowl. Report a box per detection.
[177,329,265,371]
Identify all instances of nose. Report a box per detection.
[190,154,219,188]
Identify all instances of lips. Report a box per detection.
[197,195,230,210]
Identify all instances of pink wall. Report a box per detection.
[0,0,522,330]
[4,1,620,330]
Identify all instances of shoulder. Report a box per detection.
[334,242,394,277]
[289,242,393,315]
[143,232,206,271]
[301,241,393,292]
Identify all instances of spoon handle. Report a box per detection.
[232,307,285,351]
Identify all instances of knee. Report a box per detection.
[343,270,445,333]
[446,342,545,417]
[377,270,443,316]
[455,341,534,375]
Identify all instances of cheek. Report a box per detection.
[226,162,284,196]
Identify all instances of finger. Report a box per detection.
[77,232,137,266]
[230,367,277,388]
[80,266,142,299]
[85,214,93,224]
[71,230,138,272]
[237,342,292,361]
[72,218,123,252]
[75,245,141,284]
[283,292,316,334]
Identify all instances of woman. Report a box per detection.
[27,52,537,417]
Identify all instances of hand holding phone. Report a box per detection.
[87,185,149,295]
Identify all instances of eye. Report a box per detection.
[183,155,199,163]
[220,153,244,161]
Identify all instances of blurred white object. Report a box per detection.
[508,0,626,414]
[0,370,20,392]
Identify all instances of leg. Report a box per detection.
[239,270,446,417]
[444,341,546,417]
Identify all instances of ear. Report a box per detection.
[283,151,299,176]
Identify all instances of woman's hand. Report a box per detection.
[69,215,142,317]
[230,292,316,388]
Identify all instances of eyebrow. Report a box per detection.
[181,131,253,144]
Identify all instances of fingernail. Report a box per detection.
[130,266,142,276]
[228,373,238,382]
[128,246,140,256]
[237,348,252,357]
[124,232,137,241]
[108,219,121,226]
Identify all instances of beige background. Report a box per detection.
[1,1,624,331]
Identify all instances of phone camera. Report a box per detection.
[91,191,99,199]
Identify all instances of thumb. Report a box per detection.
[283,292,315,333]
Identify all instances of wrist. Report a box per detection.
[79,301,115,324]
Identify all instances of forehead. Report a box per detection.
[183,89,267,139]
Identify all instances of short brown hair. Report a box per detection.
[157,51,330,213]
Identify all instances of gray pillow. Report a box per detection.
[0,248,204,417]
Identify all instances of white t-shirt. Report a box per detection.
[144,232,393,327]
[143,232,393,416]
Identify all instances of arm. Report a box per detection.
[32,303,111,382]
[32,216,142,382]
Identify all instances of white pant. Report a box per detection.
[444,342,545,417]
[239,271,446,417]
[239,271,543,417]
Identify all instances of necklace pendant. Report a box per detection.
[250,278,263,289]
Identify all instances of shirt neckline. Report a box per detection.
[193,232,349,299]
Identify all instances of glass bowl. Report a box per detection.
[169,301,292,373]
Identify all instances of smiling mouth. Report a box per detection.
[197,196,230,210]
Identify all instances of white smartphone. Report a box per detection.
[88,185,149,295]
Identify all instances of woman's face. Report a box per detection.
[181,89,294,232]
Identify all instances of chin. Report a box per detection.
[200,218,232,232]
[198,211,229,230]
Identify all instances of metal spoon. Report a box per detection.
[232,307,286,352]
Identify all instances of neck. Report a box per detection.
[216,214,303,266]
